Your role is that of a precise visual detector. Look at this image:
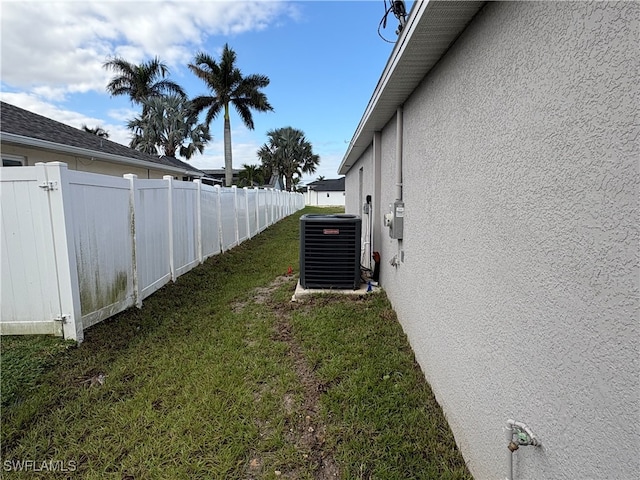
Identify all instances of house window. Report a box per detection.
[2,154,25,167]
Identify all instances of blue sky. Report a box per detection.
[1,1,412,183]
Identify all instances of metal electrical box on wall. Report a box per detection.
[384,200,404,239]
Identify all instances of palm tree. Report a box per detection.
[257,127,320,192]
[188,44,273,186]
[103,56,185,112]
[238,164,264,187]
[127,95,211,159]
[291,177,302,193]
[81,124,109,138]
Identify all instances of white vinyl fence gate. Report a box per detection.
[1,162,304,341]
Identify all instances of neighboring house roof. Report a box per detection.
[201,168,242,177]
[305,177,345,192]
[201,169,240,185]
[339,1,485,174]
[0,101,204,177]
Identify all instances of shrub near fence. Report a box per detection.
[0,162,304,342]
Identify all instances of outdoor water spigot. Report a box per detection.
[508,441,519,452]
[509,424,538,452]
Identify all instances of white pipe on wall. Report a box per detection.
[506,422,514,480]
[362,208,371,270]
[395,106,403,201]
[506,419,540,480]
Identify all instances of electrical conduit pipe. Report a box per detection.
[395,106,403,201]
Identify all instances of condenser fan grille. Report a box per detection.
[299,214,361,289]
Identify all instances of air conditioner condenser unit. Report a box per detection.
[299,214,362,290]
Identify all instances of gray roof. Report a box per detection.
[0,101,203,176]
[201,168,241,176]
[306,177,345,192]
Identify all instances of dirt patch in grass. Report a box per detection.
[232,274,294,313]
[255,274,294,304]
[244,275,340,479]
[273,317,339,479]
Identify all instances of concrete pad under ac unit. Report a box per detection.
[291,280,381,302]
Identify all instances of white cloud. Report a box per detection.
[31,86,68,102]
[0,1,292,98]
[106,107,139,123]
[1,92,91,126]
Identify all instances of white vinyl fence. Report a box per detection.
[0,162,304,341]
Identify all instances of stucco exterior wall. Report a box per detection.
[346,2,639,479]
[344,145,379,267]
[1,144,176,179]
[344,145,368,215]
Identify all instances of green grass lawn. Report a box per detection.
[1,206,471,479]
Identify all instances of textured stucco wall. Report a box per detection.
[345,145,377,267]
[344,145,372,214]
[344,156,360,215]
[346,1,639,479]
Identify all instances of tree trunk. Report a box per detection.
[224,114,233,187]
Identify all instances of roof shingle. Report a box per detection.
[0,101,202,175]
[306,177,345,192]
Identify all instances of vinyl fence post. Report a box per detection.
[255,188,261,234]
[124,174,142,308]
[194,179,203,263]
[268,188,274,226]
[41,162,83,342]
[261,189,267,232]
[214,185,223,253]
[273,189,277,224]
[232,185,239,246]
[278,190,283,221]
[244,187,251,239]
[164,176,176,281]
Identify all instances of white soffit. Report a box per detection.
[339,0,485,175]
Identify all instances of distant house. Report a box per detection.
[262,173,284,191]
[200,169,284,190]
[201,168,240,185]
[339,2,638,480]
[0,101,203,180]
[304,178,345,206]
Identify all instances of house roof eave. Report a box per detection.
[1,132,201,177]
[338,0,486,175]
